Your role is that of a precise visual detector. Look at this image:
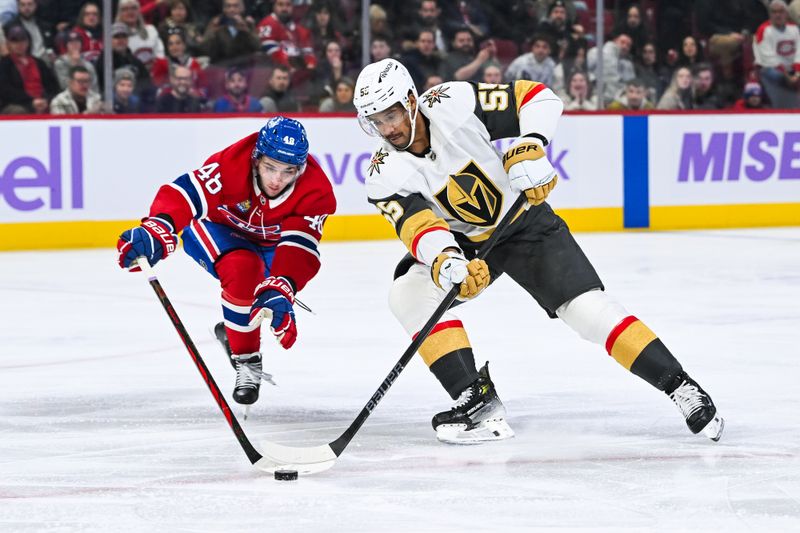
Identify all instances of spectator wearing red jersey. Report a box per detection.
[0,24,58,113]
[754,0,800,108]
[150,27,207,99]
[257,0,316,71]
[70,2,103,62]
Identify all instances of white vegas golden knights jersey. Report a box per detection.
[365,79,561,266]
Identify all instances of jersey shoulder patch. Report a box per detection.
[364,144,418,201]
[419,82,476,119]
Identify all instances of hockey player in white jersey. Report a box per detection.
[353,58,725,444]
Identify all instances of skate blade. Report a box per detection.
[436,418,515,444]
[702,414,724,442]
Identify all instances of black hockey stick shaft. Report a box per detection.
[328,193,528,456]
[141,264,263,465]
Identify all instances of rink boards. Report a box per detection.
[0,111,798,251]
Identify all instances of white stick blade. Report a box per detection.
[255,441,338,475]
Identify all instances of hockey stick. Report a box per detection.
[256,193,530,470]
[136,259,335,475]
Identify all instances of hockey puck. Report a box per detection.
[274,469,299,481]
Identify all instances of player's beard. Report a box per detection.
[386,131,409,149]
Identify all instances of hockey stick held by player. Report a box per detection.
[353,58,723,445]
[117,116,336,406]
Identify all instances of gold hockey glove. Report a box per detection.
[503,140,558,206]
[431,251,490,299]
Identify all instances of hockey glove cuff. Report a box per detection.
[250,276,297,349]
[503,139,558,206]
[431,251,490,300]
[117,216,178,271]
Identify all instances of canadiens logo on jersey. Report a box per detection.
[422,85,451,108]
[368,148,389,176]
[434,161,502,227]
[217,206,282,241]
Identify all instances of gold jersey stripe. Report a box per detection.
[398,209,450,255]
[610,320,658,370]
[513,80,543,114]
[418,327,471,367]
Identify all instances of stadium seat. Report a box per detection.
[493,39,520,68]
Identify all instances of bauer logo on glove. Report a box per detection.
[249,276,298,349]
[117,216,178,271]
[503,139,558,206]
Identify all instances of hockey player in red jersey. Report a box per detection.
[353,59,724,444]
[117,117,336,405]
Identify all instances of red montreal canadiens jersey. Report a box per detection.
[148,132,337,291]
[256,14,316,69]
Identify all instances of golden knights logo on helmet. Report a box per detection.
[435,161,502,227]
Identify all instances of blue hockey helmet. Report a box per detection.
[253,116,309,167]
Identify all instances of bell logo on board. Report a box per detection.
[0,126,84,211]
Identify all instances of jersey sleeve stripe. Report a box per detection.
[281,230,320,247]
[279,233,319,253]
[411,225,447,257]
[399,209,450,258]
[166,181,198,218]
[515,81,547,113]
[277,240,321,259]
[170,173,208,218]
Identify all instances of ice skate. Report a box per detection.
[232,352,276,405]
[667,372,724,441]
[432,363,514,444]
[213,321,236,369]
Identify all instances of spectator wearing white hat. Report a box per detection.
[115,0,164,69]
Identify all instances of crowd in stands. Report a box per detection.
[0,0,799,115]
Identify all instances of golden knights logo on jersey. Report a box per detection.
[435,161,502,227]
[422,85,452,108]
[368,148,389,176]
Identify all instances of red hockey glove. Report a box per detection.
[250,276,297,349]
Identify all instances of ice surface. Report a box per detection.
[2,229,799,532]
